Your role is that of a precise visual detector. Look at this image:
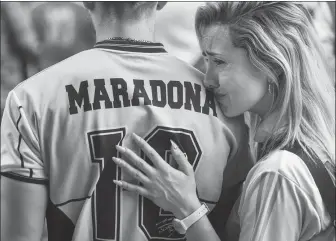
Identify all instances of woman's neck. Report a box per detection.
[255,96,274,120]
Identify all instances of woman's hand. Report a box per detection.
[113,133,202,219]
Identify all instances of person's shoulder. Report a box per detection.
[241,149,334,239]
[14,49,99,91]
[249,150,305,177]
[247,150,318,194]
[161,53,205,79]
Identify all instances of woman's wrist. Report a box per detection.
[174,198,202,220]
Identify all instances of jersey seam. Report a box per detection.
[1,171,48,185]
[11,91,40,144]
[2,171,46,180]
[55,195,92,207]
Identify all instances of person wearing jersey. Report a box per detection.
[113,2,335,241]
[1,2,251,241]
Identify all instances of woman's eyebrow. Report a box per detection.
[202,50,221,57]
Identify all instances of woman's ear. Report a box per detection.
[156,2,167,11]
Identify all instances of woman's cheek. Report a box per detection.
[222,90,251,117]
[227,94,243,117]
[218,94,236,117]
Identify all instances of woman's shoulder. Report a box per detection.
[246,150,319,197]
[239,149,334,238]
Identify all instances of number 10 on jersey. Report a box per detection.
[88,127,202,241]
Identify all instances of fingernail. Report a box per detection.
[170,140,178,150]
[112,157,121,164]
[116,145,126,153]
[113,180,122,186]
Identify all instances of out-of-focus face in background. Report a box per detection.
[32,2,96,69]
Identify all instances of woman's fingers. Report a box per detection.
[131,133,170,170]
[112,157,150,184]
[170,140,194,176]
[115,145,154,176]
[113,180,151,198]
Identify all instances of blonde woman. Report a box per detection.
[113,2,335,241]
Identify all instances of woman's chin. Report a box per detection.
[221,106,243,118]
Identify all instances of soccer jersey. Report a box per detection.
[235,150,335,241]
[223,114,335,241]
[1,39,247,241]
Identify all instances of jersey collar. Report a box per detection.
[94,39,167,53]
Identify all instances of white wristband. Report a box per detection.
[172,203,209,234]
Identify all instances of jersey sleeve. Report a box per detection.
[238,171,315,241]
[1,90,47,184]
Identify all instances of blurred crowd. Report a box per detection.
[1,2,335,119]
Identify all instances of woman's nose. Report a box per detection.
[204,69,219,90]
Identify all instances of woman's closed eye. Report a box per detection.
[213,58,227,66]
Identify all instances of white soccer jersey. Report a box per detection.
[1,39,248,241]
[224,150,335,241]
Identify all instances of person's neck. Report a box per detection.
[95,18,155,42]
[251,89,274,121]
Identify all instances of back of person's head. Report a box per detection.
[195,2,335,165]
[83,2,162,21]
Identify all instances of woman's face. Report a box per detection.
[200,25,270,117]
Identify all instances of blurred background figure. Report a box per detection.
[303,2,335,76]
[0,2,95,119]
[1,2,40,118]
[31,2,95,70]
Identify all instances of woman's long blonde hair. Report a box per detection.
[195,2,335,167]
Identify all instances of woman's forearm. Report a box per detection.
[185,215,221,241]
